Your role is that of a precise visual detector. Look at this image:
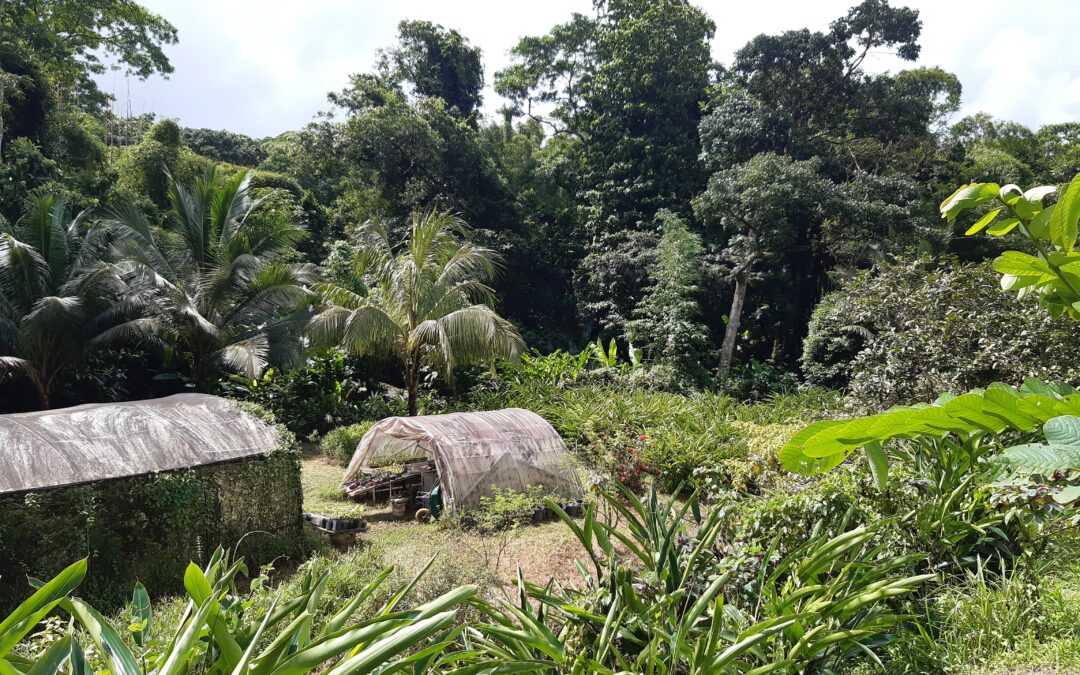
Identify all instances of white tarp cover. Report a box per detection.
[0,394,279,495]
[342,408,583,509]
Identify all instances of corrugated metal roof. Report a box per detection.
[0,394,279,495]
[342,408,583,508]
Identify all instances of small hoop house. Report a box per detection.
[341,408,582,509]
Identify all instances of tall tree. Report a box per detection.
[497,0,716,332]
[626,210,710,381]
[0,195,121,407]
[694,154,836,379]
[379,20,484,118]
[105,168,314,391]
[0,0,177,154]
[698,0,949,370]
[309,210,524,416]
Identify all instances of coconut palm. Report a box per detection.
[104,167,316,391]
[0,196,123,407]
[309,209,525,415]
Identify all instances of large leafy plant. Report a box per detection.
[778,379,1080,479]
[942,173,1080,318]
[4,548,477,674]
[466,485,931,673]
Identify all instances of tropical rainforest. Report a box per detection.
[5,1,1080,673]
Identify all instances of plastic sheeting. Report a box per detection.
[341,408,583,509]
[0,394,279,494]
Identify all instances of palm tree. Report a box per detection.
[0,196,122,407]
[309,210,525,415]
[105,167,315,391]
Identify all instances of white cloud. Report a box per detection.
[97,0,1080,137]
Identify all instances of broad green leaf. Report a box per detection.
[25,635,72,675]
[940,183,1000,222]
[999,184,1023,205]
[1043,415,1080,445]
[1029,203,1056,239]
[986,218,1020,236]
[130,583,152,648]
[1053,485,1080,504]
[1050,173,1080,251]
[1024,185,1057,204]
[0,559,86,657]
[992,251,1055,279]
[60,598,141,675]
[777,420,849,474]
[964,208,1002,236]
[995,443,1080,472]
[183,562,213,604]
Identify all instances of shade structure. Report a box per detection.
[0,394,280,495]
[341,408,583,509]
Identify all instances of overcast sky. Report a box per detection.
[94,0,1080,139]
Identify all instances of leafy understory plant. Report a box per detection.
[779,378,1080,481]
[5,548,478,674]
[465,485,932,673]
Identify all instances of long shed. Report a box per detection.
[0,393,280,494]
[0,394,302,611]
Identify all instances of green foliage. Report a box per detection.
[802,259,1080,406]
[499,0,715,331]
[225,351,400,439]
[509,349,590,387]
[1,0,176,108]
[113,120,208,209]
[468,369,836,494]
[0,195,122,408]
[320,421,376,466]
[469,485,932,673]
[471,486,561,531]
[626,209,711,381]
[3,546,477,674]
[182,126,265,166]
[380,20,484,117]
[780,378,1080,476]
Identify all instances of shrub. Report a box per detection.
[223,350,402,439]
[803,258,1080,409]
[320,421,376,466]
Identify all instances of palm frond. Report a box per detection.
[0,232,50,309]
[436,304,525,367]
[91,316,171,348]
[215,333,270,379]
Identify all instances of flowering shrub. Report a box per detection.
[582,429,658,491]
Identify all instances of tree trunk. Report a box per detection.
[0,0,6,161]
[405,361,419,416]
[718,269,749,381]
